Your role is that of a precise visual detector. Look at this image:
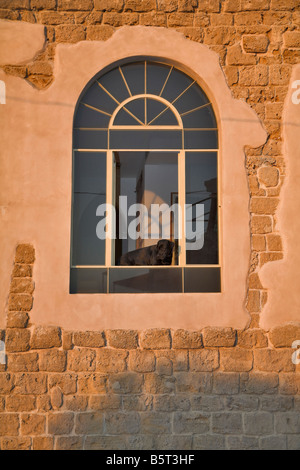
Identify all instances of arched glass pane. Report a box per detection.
[146,62,172,96]
[161,68,194,103]
[100,67,130,103]
[147,99,179,126]
[121,62,145,96]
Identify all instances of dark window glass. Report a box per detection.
[181,105,217,129]
[161,68,194,103]
[147,99,178,126]
[73,129,108,149]
[185,152,218,265]
[109,130,182,149]
[74,103,110,128]
[109,267,182,293]
[81,82,117,115]
[146,62,172,96]
[100,67,130,103]
[121,62,145,96]
[184,267,221,292]
[70,268,107,293]
[184,130,218,149]
[72,152,106,266]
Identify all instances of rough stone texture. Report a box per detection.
[0,0,299,448]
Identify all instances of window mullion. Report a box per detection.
[178,150,186,266]
[105,150,114,267]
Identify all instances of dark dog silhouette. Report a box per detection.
[119,240,174,266]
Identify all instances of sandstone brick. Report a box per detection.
[225,395,259,411]
[156,356,172,375]
[94,0,124,10]
[243,35,269,53]
[241,372,279,394]
[36,395,51,412]
[10,278,34,295]
[21,414,46,436]
[239,65,268,86]
[212,412,243,434]
[194,12,210,27]
[64,395,88,411]
[235,11,262,24]
[89,394,121,411]
[96,349,127,373]
[128,350,155,372]
[258,166,279,187]
[241,0,270,10]
[157,0,177,12]
[269,64,291,86]
[0,9,20,20]
[189,350,219,372]
[213,372,240,394]
[31,0,56,8]
[227,436,259,450]
[103,11,139,25]
[5,328,30,353]
[32,437,54,450]
[31,326,61,349]
[123,395,152,411]
[0,373,14,393]
[282,49,300,65]
[140,329,171,350]
[248,273,263,289]
[197,0,220,11]
[279,373,300,395]
[1,437,31,450]
[140,411,172,434]
[0,0,30,9]
[202,327,236,347]
[7,353,38,372]
[6,395,36,412]
[283,31,300,49]
[55,25,86,43]
[14,373,47,395]
[167,12,194,27]
[124,0,156,11]
[38,11,75,24]
[220,348,253,372]
[50,386,63,409]
[254,349,295,372]
[8,294,32,312]
[271,0,299,10]
[62,330,73,350]
[68,348,96,371]
[55,436,84,450]
[15,245,35,264]
[109,372,143,394]
[73,331,105,348]
[106,329,138,349]
[251,215,272,234]
[193,434,225,450]
[154,394,190,412]
[86,25,114,41]
[250,197,279,215]
[275,413,300,434]
[39,350,67,372]
[246,290,261,312]
[156,350,188,372]
[204,26,236,45]
[140,12,167,26]
[260,252,283,266]
[57,0,93,9]
[74,411,104,435]
[260,435,287,450]
[26,76,53,90]
[224,65,239,86]
[265,103,283,120]
[12,264,32,278]
[172,329,203,349]
[48,412,74,435]
[174,411,210,434]
[105,411,140,434]
[77,374,106,394]
[174,372,212,394]
[210,13,233,25]
[49,373,77,395]
[237,329,268,348]
[269,324,300,348]
[6,312,29,329]
[0,414,19,436]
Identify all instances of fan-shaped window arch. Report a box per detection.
[70,59,220,294]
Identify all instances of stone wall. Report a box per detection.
[0,245,299,450]
[0,0,300,450]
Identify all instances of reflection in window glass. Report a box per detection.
[114,152,178,266]
[185,152,218,265]
[109,130,182,149]
[109,268,182,293]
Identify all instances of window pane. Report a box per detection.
[70,268,107,293]
[184,267,221,292]
[100,67,130,103]
[74,152,106,194]
[114,151,178,267]
[181,105,217,129]
[123,99,145,125]
[109,130,182,149]
[146,62,172,96]
[174,84,209,114]
[161,67,194,103]
[147,99,178,126]
[73,129,108,149]
[72,193,106,266]
[74,103,110,128]
[185,152,218,265]
[81,81,117,115]
[109,268,182,293]
[121,62,145,96]
[184,130,218,149]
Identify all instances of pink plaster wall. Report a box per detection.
[0,25,267,331]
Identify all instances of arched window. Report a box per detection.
[70,59,220,293]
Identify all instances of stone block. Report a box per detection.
[140,329,171,349]
[258,166,279,187]
[172,329,203,349]
[212,412,243,434]
[75,412,104,435]
[254,349,295,372]
[6,395,36,412]
[128,350,155,372]
[39,350,67,372]
[73,331,105,348]
[6,312,29,329]
[173,411,210,434]
[86,25,114,41]
[0,415,19,436]
[140,412,172,434]
[48,412,74,435]
[55,436,84,450]
[189,350,219,372]
[68,348,96,371]
[105,411,140,434]
[96,349,128,373]
[251,215,272,234]
[94,0,124,10]
[55,25,85,43]
[32,437,54,450]
[8,294,32,312]
[21,414,46,436]
[244,412,274,435]
[5,328,30,353]
[240,372,279,394]
[202,327,236,347]
[109,372,143,394]
[31,326,61,349]
[14,373,47,395]
[269,323,300,348]
[213,372,240,394]
[106,329,138,349]
[7,352,38,372]
[220,348,253,372]
[15,244,35,264]
[77,373,106,394]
